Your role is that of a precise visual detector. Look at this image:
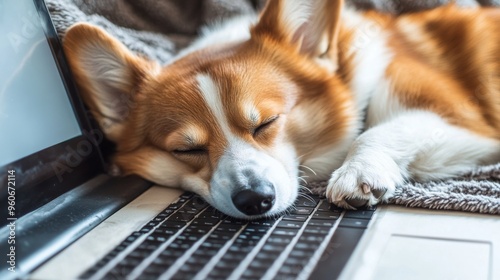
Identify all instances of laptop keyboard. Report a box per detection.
[80,192,375,280]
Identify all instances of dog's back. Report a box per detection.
[386,5,500,138]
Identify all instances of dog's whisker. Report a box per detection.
[299,165,317,176]
[298,177,308,185]
[299,186,313,194]
[298,193,316,204]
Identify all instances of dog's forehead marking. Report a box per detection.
[195,73,236,142]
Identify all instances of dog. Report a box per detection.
[62,0,500,219]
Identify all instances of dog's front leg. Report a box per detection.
[326,110,500,209]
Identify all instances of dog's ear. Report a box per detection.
[252,0,344,71]
[63,23,159,142]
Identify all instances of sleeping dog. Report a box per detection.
[63,0,500,219]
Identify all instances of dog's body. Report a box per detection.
[63,0,500,218]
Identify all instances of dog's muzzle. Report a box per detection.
[231,182,275,216]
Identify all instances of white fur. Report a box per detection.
[171,3,499,214]
[279,0,312,38]
[196,74,298,219]
[365,79,406,126]
[196,74,235,141]
[174,15,256,62]
[342,7,394,119]
[326,110,500,208]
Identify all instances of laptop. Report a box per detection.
[1,1,499,279]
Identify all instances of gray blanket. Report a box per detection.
[46,0,500,215]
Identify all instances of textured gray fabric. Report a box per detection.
[45,0,500,214]
[309,164,500,215]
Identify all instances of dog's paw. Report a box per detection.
[326,156,403,209]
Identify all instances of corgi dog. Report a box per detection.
[62,0,500,219]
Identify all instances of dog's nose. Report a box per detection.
[232,186,275,216]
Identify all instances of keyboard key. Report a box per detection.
[184,225,212,235]
[146,235,169,243]
[187,197,209,209]
[248,258,272,269]
[222,251,246,260]
[209,232,234,240]
[312,212,341,220]
[105,266,134,278]
[160,221,186,228]
[118,256,143,267]
[198,209,226,219]
[283,215,308,222]
[167,202,184,210]
[180,192,195,199]
[200,241,225,250]
[137,240,160,251]
[316,202,343,213]
[242,267,267,278]
[261,244,287,252]
[294,242,316,252]
[254,251,281,261]
[215,224,242,232]
[142,263,168,278]
[128,249,150,259]
[158,209,175,216]
[277,264,303,275]
[207,267,234,278]
[344,210,375,220]
[234,238,259,246]
[284,256,309,267]
[238,233,263,241]
[267,235,293,244]
[295,196,320,208]
[303,225,330,235]
[291,207,314,215]
[179,263,202,273]
[272,228,299,236]
[198,247,219,256]
[299,234,324,244]
[192,218,220,226]
[308,219,336,227]
[249,220,275,227]
[223,219,247,226]
[215,258,240,269]
[171,271,197,280]
[289,249,314,259]
[140,227,153,233]
[123,233,140,244]
[277,220,303,229]
[169,212,196,222]
[338,218,369,229]
[244,225,270,233]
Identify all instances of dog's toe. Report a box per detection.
[326,162,398,209]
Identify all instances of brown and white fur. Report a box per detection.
[63,0,500,219]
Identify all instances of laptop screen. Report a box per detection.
[0,0,81,166]
[0,0,105,222]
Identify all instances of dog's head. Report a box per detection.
[63,0,349,219]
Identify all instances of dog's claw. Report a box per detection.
[362,183,371,194]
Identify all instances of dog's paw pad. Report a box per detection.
[345,197,369,208]
[326,163,399,209]
[371,188,387,199]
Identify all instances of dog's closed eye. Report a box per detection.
[173,147,208,156]
[253,115,279,137]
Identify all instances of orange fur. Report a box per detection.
[62,1,500,215]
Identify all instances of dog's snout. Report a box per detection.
[232,184,275,216]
